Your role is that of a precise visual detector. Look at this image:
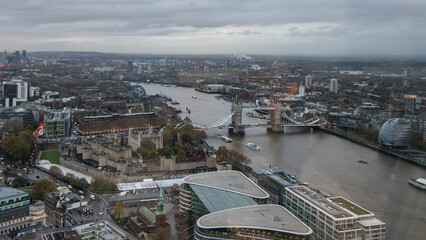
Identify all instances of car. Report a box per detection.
[36,176,40,179]
[68,185,72,189]
[78,190,84,195]
[90,194,95,201]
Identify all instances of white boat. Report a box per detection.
[192,96,197,99]
[246,142,261,151]
[220,135,232,143]
[408,178,426,190]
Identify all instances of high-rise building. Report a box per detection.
[305,75,312,89]
[330,78,338,93]
[127,61,133,73]
[147,64,152,74]
[22,49,26,59]
[137,64,143,75]
[2,78,29,107]
[171,60,175,67]
[299,85,306,96]
[403,94,416,113]
[204,65,209,73]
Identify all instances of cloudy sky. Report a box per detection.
[1,0,425,56]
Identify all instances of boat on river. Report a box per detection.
[408,178,426,190]
[246,142,261,151]
[220,135,232,143]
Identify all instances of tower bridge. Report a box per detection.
[189,100,325,134]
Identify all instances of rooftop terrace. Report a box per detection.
[329,197,373,217]
[288,186,355,219]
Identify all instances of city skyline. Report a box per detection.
[1,0,426,56]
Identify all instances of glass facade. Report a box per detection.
[378,118,412,147]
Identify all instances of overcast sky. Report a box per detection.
[1,0,425,56]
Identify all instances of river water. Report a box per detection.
[138,83,426,240]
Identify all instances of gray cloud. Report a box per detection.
[0,0,425,55]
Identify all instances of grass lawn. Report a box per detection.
[336,129,374,143]
[330,197,371,216]
[19,185,33,193]
[40,147,60,164]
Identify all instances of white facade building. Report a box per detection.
[330,78,338,93]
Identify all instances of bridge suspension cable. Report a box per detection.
[192,111,235,129]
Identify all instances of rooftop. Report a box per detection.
[329,197,373,217]
[0,187,27,199]
[197,204,312,235]
[183,171,269,199]
[138,206,156,224]
[190,185,258,213]
[287,186,355,220]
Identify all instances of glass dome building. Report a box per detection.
[378,118,412,148]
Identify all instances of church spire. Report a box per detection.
[156,183,166,215]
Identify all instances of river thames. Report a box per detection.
[138,83,426,240]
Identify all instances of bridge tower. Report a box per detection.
[229,100,244,135]
[270,103,284,132]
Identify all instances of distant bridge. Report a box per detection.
[187,101,325,134]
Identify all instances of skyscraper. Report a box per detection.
[137,64,143,75]
[147,64,152,74]
[305,75,312,89]
[330,78,338,93]
[299,85,306,96]
[127,61,133,73]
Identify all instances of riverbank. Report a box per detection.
[321,128,426,167]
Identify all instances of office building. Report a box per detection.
[305,75,312,89]
[137,65,143,75]
[0,106,35,128]
[282,186,385,240]
[179,171,269,216]
[0,188,47,236]
[195,204,312,240]
[147,64,152,74]
[403,94,416,113]
[127,61,133,73]
[330,78,338,93]
[204,65,209,73]
[2,78,28,107]
[44,108,71,139]
[299,85,306,96]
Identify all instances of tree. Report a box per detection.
[170,184,180,197]
[137,139,158,159]
[90,177,117,193]
[163,126,178,146]
[177,148,187,159]
[49,166,63,177]
[216,146,251,166]
[181,132,193,144]
[31,179,56,201]
[113,201,125,221]
[2,129,36,164]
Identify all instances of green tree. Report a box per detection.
[49,166,63,177]
[177,148,187,159]
[163,126,178,145]
[90,177,117,193]
[113,201,125,221]
[30,178,56,201]
[137,139,158,159]
[216,146,251,166]
[181,132,193,143]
